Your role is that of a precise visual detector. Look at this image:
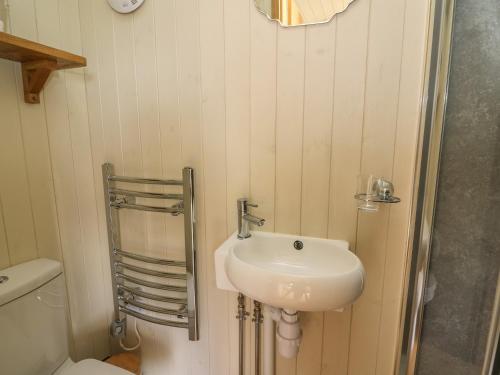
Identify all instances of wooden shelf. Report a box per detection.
[0,32,86,103]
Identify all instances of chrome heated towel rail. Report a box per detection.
[102,163,199,341]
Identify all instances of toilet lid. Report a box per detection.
[61,359,134,375]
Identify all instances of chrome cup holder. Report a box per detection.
[355,176,401,212]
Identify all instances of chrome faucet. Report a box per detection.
[237,198,265,239]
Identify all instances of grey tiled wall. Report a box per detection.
[416,0,500,374]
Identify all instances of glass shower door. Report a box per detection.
[415,0,500,374]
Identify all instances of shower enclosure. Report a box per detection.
[399,0,500,374]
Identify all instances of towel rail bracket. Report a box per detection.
[109,317,127,338]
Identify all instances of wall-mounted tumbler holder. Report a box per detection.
[354,175,401,212]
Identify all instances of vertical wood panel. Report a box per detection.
[90,4,125,354]
[133,1,168,367]
[133,0,165,256]
[0,59,38,266]
[35,0,96,360]
[175,1,210,373]
[224,0,252,234]
[376,0,430,373]
[9,0,62,263]
[348,0,408,373]
[300,24,336,239]
[60,0,111,359]
[250,4,278,374]
[112,10,146,258]
[297,20,337,375]
[274,26,305,237]
[0,5,39,266]
[199,0,231,374]
[250,4,277,231]
[224,1,252,373]
[64,67,110,359]
[154,0,184,263]
[322,1,371,373]
[111,11,139,170]
[86,9,124,349]
[152,1,188,370]
[328,0,371,250]
[91,0,123,168]
[109,7,145,361]
[77,0,115,355]
[274,25,306,375]
[7,0,37,38]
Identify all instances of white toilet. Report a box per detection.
[0,258,133,375]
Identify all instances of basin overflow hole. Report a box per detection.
[293,240,304,250]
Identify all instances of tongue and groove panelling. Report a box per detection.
[0,0,430,374]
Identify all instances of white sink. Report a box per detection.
[214,231,364,312]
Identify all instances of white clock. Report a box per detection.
[107,0,145,14]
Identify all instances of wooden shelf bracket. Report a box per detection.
[0,32,86,104]
[21,59,58,103]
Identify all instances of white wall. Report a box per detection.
[0,0,431,374]
[0,0,110,361]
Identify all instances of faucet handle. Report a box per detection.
[237,198,258,211]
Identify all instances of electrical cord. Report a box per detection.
[119,319,142,351]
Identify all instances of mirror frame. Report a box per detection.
[254,0,356,27]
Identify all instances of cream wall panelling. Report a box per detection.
[0,0,431,374]
[0,0,111,361]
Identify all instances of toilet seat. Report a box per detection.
[60,359,134,375]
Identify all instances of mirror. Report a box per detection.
[254,0,355,27]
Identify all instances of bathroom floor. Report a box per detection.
[105,352,141,375]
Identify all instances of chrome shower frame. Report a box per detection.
[396,0,455,373]
[397,0,500,369]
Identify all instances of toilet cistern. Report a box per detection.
[237,198,265,239]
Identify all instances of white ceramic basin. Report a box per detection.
[214,231,364,312]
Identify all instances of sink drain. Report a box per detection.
[0,275,8,284]
[293,240,303,250]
